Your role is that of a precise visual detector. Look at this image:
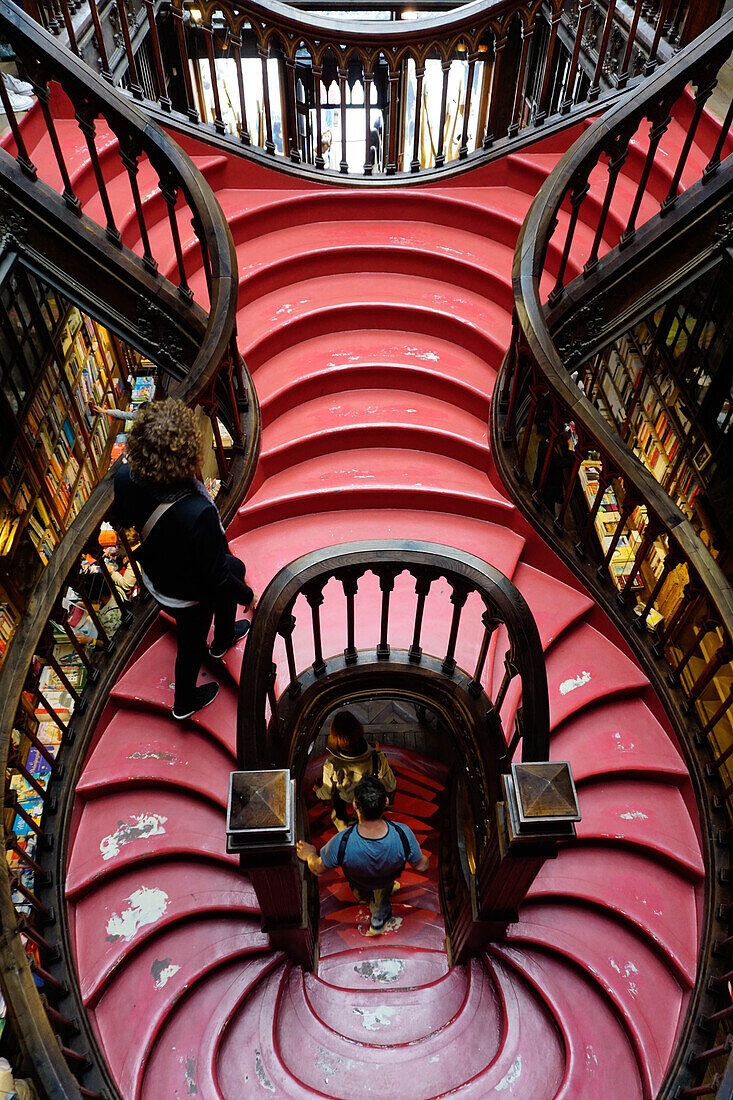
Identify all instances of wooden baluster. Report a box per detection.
[204,21,225,134]
[669,619,717,684]
[508,17,534,137]
[284,56,301,163]
[342,575,359,664]
[160,174,193,301]
[6,834,48,882]
[704,94,733,179]
[35,687,71,739]
[620,109,671,245]
[17,916,56,956]
[618,0,644,87]
[676,1080,722,1098]
[459,52,477,157]
[483,31,508,145]
[90,543,131,623]
[386,63,400,174]
[305,587,326,675]
[74,584,111,652]
[588,0,617,101]
[617,518,655,603]
[119,140,158,273]
[19,723,61,776]
[548,171,590,304]
[86,0,112,83]
[703,687,733,743]
[435,58,451,168]
[377,571,396,659]
[57,0,79,54]
[115,0,143,99]
[536,8,561,123]
[43,650,81,711]
[39,997,77,1033]
[655,584,702,658]
[661,74,716,211]
[55,1040,89,1069]
[6,792,47,843]
[576,464,611,558]
[259,44,275,153]
[468,610,499,698]
[279,613,299,695]
[8,752,49,803]
[409,574,432,661]
[11,872,53,921]
[0,75,37,179]
[36,84,81,214]
[690,1036,733,1064]
[686,644,732,712]
[142,0,171,108]
[230,32,250,145]
[556,445,585,533]
[531,412,561,506]
[172,4,199,121]
[584,130,632,272]
[266,662,279,730]
[442,585,469,675]
[561,0,592,112]
[313,62,324,168]
[644,0,673,74]
[75,107,122,244]
[514,383,541,479]
[337,64,348,173]
[493,649,517,714]
[411,64,425,172]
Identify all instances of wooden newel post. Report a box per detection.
[456,762,580,958]
[227,770,318,970]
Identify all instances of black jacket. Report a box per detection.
[112,465,249,605]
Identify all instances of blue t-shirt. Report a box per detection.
[320,820,422,889]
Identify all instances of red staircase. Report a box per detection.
[15,95,722,1097]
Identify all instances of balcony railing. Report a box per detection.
[15,0,726,178]
[0,2,259,1095]
[493,10,733,1097]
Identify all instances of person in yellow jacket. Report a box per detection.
[315,710,397,831]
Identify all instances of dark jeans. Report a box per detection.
[170,555,252,713]
[351,881,394,929]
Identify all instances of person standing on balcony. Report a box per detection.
[314,709,397,831]
[112,398,254,720]
[297,775,428,934]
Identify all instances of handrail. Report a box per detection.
[27,0,723,178]
[0,2,259,1094]
[495,11,733,1097]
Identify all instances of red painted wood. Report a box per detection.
[14,84,716,1097]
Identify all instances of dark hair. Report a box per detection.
[353,776,387,821]
[328,710,366,756]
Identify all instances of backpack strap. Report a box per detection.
[371,749,380,776]
[336,824,357,867]
[390,822,412,863]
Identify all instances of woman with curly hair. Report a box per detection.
[112,398,254,719]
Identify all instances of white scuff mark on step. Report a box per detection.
[105,885,168,941]
[495,1056,522,1091]
[315,1047,353,1080]
[254,1051,275,1093]
[353,957,405,983]
[610,959,639,987]
[151,956,180,989]
[353,1005,397,1031]
[558,670,591,695]
[612,731,635,751]
[620,810,648,821]
[99,812,167,861]
[403,346,440,362]
[128,749,178,764]
[274,303,295,316]
[429,1056,440,1063]
[585,1045,598,1071]
[183,1053,197,1095]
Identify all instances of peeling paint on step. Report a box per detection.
[100,813,167,861]
[353,1005,397,1031]
[151,956,180,989]
[254,1050,275,1092]
[495,1056,522,1091]
[184,1054,197,1095]
[128,749,178,764]
[620,810,648,820]
[353,957,406,983]
[558,670,591,695]
[105,885,169,941]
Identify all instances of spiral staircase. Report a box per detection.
[0,78,710,1096]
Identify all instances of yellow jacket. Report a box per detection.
[315,746,397,804]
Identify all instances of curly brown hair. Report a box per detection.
[125,398,202,485]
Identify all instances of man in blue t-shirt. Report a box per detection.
[296,775,428,933]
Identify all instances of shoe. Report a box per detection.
[369,903,392,934]
[4,73,33,95]
[209,619,250,659]
[3,89,34,112]
[172,681,219,720]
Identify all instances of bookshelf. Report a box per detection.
[0,262,133,666]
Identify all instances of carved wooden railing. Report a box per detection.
[0,3,259,1096]
[237,540,562,966]
[493,11,733,1098]
[17,0,725,178]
